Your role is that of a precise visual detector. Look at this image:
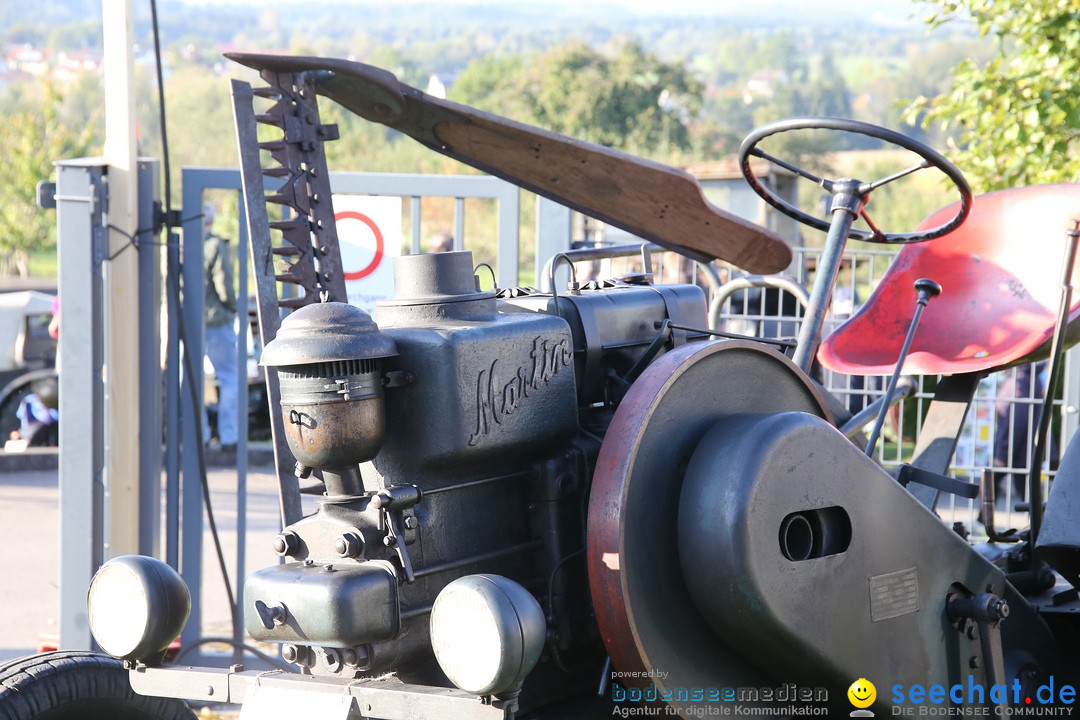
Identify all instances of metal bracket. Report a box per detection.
[947,590,1010,713]
[907,373,982,510]
[240,685,355,720]
[383,370,415,389]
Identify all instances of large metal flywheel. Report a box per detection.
[587,339,831,713]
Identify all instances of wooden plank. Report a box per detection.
[227,53,792,275]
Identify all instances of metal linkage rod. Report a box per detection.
[1028,220,1080,544]
[865,278,941,457]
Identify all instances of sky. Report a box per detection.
[179,0,929,26]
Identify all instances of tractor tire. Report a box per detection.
[0,651,197,720]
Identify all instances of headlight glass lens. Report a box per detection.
[87,562,151,659]
[86,555,189,662]
[430,584,506,693]
[429,574,545,697]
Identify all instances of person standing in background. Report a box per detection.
[203,202,239,453]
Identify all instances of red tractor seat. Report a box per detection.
[819,184,1080,376]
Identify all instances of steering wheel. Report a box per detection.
[739,117,972,244]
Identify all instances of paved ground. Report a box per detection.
[0,453,305,664]
[0,467,62,661]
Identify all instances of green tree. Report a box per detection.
[851,36,989,145]
[742,51,855,165]
[450,55,525,109]
[450,39,703,161]
[0,81,101,276]
[751,32,806,84]
[903,0,1080,192]
[136,66,238,207]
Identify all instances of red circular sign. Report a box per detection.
[336,210,384,280]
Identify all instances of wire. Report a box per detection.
[150,0,240,660]
[545,549,585,617]
[104,224,185,260]
[172,262,242,653]
[149,0,172,217]
[172,637,291,671]
[104,225,137,260]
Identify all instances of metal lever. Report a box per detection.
[866,278,941,457]
[840,375,917,438]
[371,485,422,584]
[253,599,289,630]
[897,464,979,499]
[979,468,1019,543]
[383,510,416,584]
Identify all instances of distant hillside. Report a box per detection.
[4,0,930,53]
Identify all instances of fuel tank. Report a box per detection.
[499,279,708,406]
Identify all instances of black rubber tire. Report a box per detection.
[0,651,197,720]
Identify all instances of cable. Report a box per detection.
[172,638,291,672]
[545,549,585,619]
[149,0,241,659]
[174,272,241,651]
[103,223,187,260]
[149,0,172,217]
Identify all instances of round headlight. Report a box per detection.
[87,555,190,662]
[429,574,546,697]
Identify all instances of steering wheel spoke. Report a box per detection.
[739,117,971,245]
[863,159,934,193]
[748,147,828,187]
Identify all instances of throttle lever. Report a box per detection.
[383,510,416,584]
[370,485,421,584]
[866,278,941,457]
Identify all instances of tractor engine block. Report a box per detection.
[245,249,707,698]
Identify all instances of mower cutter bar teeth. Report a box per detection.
[231,68,348,310]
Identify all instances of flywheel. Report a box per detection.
[587,339,831,714]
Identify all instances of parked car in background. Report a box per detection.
[0,281,58,448]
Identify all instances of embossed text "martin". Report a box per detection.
[469,336,573,446]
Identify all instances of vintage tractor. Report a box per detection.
[3,54,1080,720]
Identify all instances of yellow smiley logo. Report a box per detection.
[848,678,876,709]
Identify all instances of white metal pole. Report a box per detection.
[102,0,141,560]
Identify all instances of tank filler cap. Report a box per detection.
[380,250,495,307]
[261,301,398,368]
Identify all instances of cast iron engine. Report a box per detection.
[247,249,708,706]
